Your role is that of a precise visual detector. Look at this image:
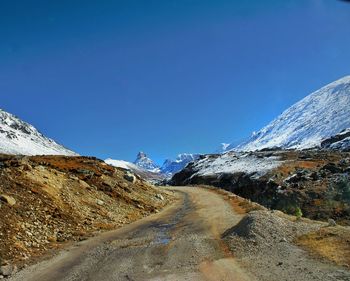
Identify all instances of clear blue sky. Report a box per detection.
[1,0,350,163]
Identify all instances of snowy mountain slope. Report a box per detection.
[189,152,282,179]
[0,109,77,156]
[134,152,160,172]
[160,153,199,176]
[233,76,350,151]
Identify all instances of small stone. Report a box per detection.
[328,219,337,227]
[280,238,288,243]
[96,199,104,206]
[0,194,16,206]
[156,194,164,201]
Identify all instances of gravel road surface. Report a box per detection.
[10,187,254,281]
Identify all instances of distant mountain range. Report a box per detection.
[2,75,349,180]
[160,153,199,176]
[106,152,199,179]
[0,109,77,156]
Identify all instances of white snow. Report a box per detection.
[0,109,77,156]
[192,152,282,178]
[232,76,350,151]
[161,153,199,176]
[104,159,142,171]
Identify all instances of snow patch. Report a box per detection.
[192,152,283,178]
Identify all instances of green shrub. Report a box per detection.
[295,207,303,218]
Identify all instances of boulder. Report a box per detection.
[0,264,17,277]
[124,172,136,183]
[321,163,343,174]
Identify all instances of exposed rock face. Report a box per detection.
[172,150,350,225]
[321,128,350,151]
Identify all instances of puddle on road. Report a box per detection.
[153,223,173,245]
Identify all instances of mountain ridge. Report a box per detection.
[0,108,77,156]
[225,76,350,152]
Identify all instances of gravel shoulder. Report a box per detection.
[223,209,350,281]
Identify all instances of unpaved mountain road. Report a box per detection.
[10,186,254,281]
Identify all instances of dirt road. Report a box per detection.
[10,186,254,281]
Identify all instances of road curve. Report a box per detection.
[10,186,255,281]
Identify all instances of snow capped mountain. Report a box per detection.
[233,76,350,151]
[107,152,199,179]
[0,109,77,156]
[160,153,199,176]
[134,151,160,172]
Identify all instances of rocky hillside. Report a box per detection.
[226,76,350,151]
[172,150,350,225]
[0,155,173,272]
[0,109,77,156]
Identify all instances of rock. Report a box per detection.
[76,169,94,176]
[155,194,164,201]
[96,199,104,206]
[309,171,319,181]
[79,180,90,188]
[0,194,16,206]
[136,204,144,210]
[280,237,288,243]
[0,264,17,277]
[328,218,337,227]
[124,172,136,183]
[321,163,342,174]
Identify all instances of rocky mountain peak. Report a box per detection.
[134,151,160,172]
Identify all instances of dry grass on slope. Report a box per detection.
[298,226,350,268]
